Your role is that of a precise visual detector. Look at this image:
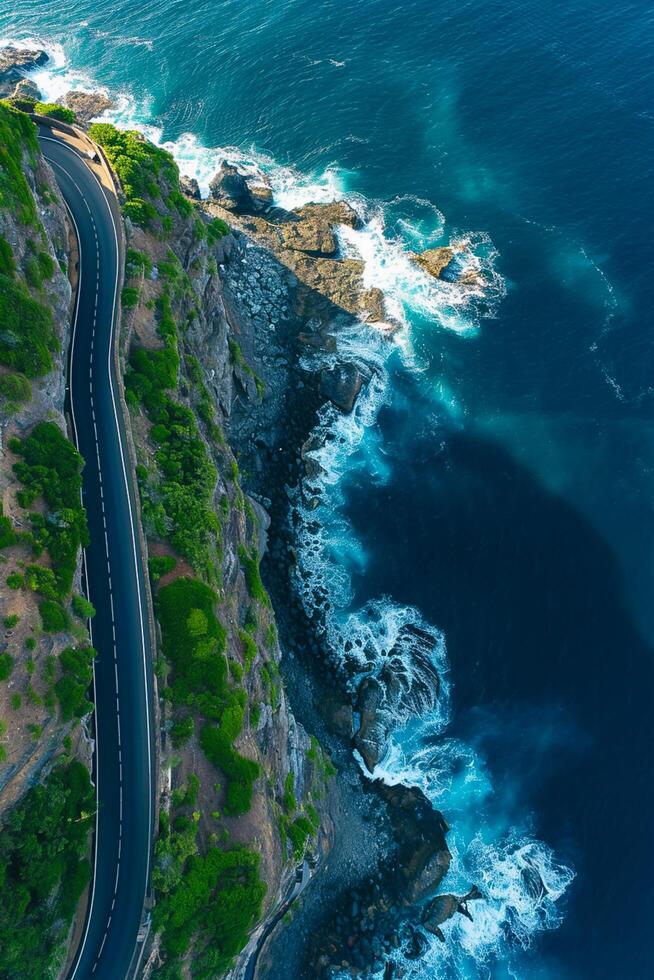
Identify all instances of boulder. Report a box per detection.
[281,202,360,257]
[63,90,114,125]
[409,246,458,280]
[179,175,201,200]
[210,161,253,211]
[248,180,273,212]
[209,161,272,213]
[320,361,366,414]
[11,78,40,101]
[0,46,48,97]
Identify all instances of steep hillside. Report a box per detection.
[85,122,336,978]
[0,101,94,977]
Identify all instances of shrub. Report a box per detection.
[0,236,15,276]
[287,815,314,859]
[170,715,194,747]
[153,845,265,968]
[3,614,19,629]
[121,285,139,308]
[0,762,94,976]
[6,572,23,589]
[0,273,57,376]
[0,371,31,405]
[207,217,230,243]
[0,503,17,548]
[13,422,88,594]
[40,599,69,633]
[88,123,185,229]
[149,554,177,580]
[0,653,14,681]
[126,248,152,277]
[0,103,39,226]
[55,646,95,720]
[34,102,76,124]
[71,594,96,619]
[200,725,260,816]
[238,546,270,606]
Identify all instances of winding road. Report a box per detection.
[36,123,155,979]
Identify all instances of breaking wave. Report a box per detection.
[4,34,573,977]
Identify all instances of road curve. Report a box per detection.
[37,127,155,980]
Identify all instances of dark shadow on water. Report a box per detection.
[350,425,654,979]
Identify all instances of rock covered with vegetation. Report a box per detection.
[89,122,336,978]
[0,101,95,978]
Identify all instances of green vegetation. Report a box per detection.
[0,102,39,226]
[88,123,192,229]
[238,546,270,607]
[55,646,95,720]
[149,554,177,580]
[154,842,265,972]
[207,217,230,243]
[126,298,219,573]
[0,762,94,978]
[0,371,31,406]
[170,715,194,747]
[40,599,68,633]
[71,593,96,620]
[287,815,314,859]
[34,102,76,124]
[12,422,88,595]
[0,502,17,548]
[121,285,140,308]
[0,652,14,681]
[158,578,261,815]
[283,772,297,813]
[3,614,19,629]
[0,272,57,377]
[126,247,152,277]
[0,235,15,275]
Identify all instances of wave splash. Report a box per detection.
[7,35,574,977]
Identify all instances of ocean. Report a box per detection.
[2,0,652,976]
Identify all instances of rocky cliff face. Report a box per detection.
[92,126,337,976]
[0,102,93,808]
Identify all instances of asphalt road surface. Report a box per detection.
[37,127,155,980]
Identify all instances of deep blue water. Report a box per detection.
[2,1,653,976]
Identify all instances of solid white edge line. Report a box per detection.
[41,135,154,977]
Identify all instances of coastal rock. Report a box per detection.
[249,180,273,212]
[180,175,201,200]
[421,886,483,939]
[63,90,115,125]
[409,245,458,280]
[281,201,359,256]
[353,676,387,772]
[0,46,48,96]
[320,361,366,413]
[209,161,272,213]
[11,78,41,101]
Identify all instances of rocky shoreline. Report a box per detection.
[0,45,484,975]
[211,172,482,976]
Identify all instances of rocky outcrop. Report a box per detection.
[409,245,458,279]
[11,77,41,101]
[0,46,48,97]
[209,160,273,213]
[421,886,483,940]
[63,90,114,125]
[280,201,359,257]
[320,361,368,414]
[179,174,201,200]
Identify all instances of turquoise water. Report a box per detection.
[2,1,653,976]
